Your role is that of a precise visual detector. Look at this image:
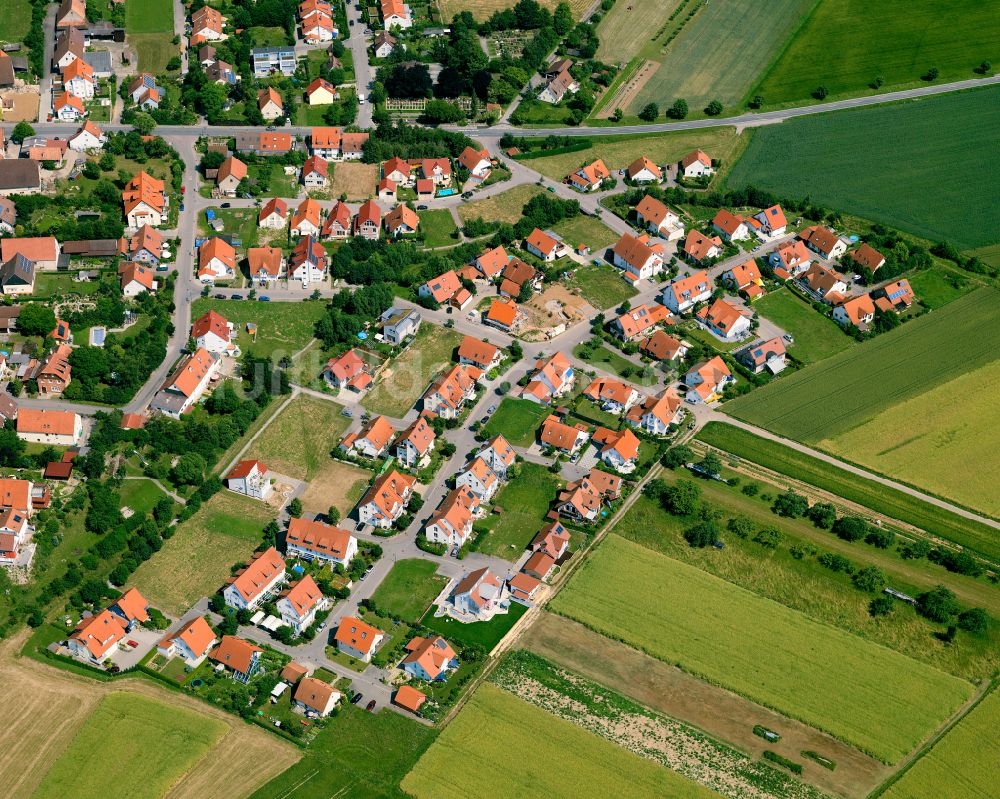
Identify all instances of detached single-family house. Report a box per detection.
[567,159,609,192]
[833,293,877,330]
[277,574,325,636]
[418,269,463,306]
[696,297,752,341]
[258,197,288,229]
[712,209,750,242]
[334,616,384,662]
[209,636,263,683]
[583,377,641,415]
[285,517,358,567]
[684,356,734,404]
[477,434,516,478]
[678,149,713,179]
[424,486,479,548]
[532,521,570,561]
[291,198,323,237]
[524,227,561,261]
[380,306,421,344]
[323,349,370,392]
[156,616,217,665]
[640,329,687,362]
[423,365,478,419]
[258,87,284,120]
[119,263,156,297]
[498,257,539,299]
[385,204,419,237]
[150,347,221,417]
[215,156,247,197]
[0,256,35,296]
[223,547,286,610]
[611,232,665,282]
[722,258,764,300]
[557,470,621,523]
[294,677,341,717]
[192,309,235,354]
[848,243,886,274]
[449,568,507,620]
[626,156,662,183]
[798,263,848,304]
[539,64,578,104]
[322,201,352,240]
[736,337,787,375]
[800,225,847,260]
[248,246,286,283]
[473,245,510,279]
[401,636,457,682]
[341,414,396,458]
[108,587,150,631]
[54,91,86,121]
[539,414,589,455]
[661,269,712,313]
[225,459,271,500]
[68,610,126,665]
[593,427,642,473]
[751,204,787,238]
[301,155,329,188]
[626,387,684,435]
[306,77,338,105]
[635,194,683,240]
[769,239,812,279]
[373,31,396,58]
[457,336,502,372]
[198,237,236,282]
[682,230,723,263]
[69,120,104,152]
[381,0,413,29]
[17,408,82,446]
[127,73,163,109]
[395,415,436,468]
[458,146,491,179]
[357,470,415,528]
[122,171,166,229]
[522,352,574,405]
[871,279,916,312]
[63,57,96,97]
[454,457,500,502]
[354,200,382,240]
[484,297,524,333]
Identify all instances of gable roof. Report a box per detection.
[226,459,265,480]
[192,309,230,342]
[640,329,684,361]
[848,243,886,270]
[696,297,749,335]
[17,408,77,437]
[683,230,722,261]
[680,149,711,169]
[229,547,285,604]
[457,335,500,368]
[836,293,876,326]
[397,415,435,455]
[475,245,509,277]
[799,225,843,257]
[209,635,262,673]
[279,574,324,618]
[712,209,746,236]
[248,246,284,278]
[485,297,520,327]
[457,146,490,171]
[385,203,418,233]
[217,156,248,184]
[525,227,559,255]
[635,194,673,226]
[394,684,426,712]
[112,587,149,623]
[612,232,661,271]
[258,197,288,223]
[294,676,338,713]
[402,635,456,677]
[161,616,216,658]
[286,518,355,560]
[626,156,661,180]
[539,414,587,449]
[71,609,126,659]
[334,616,383,655]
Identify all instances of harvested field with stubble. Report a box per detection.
[493,649,830,799]
[328,162,378,200]
[596,0,681,63]
[521,613,890,799]
[457,184,542,225]
[0,634,299,799]
[403,683,717,798]
[299,459,372,517]
[551,535,974,763]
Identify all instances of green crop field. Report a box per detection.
[696,421,1000,562]
[595,0,682,64]
[551,535,973,762]
[364,324,462,418]
[565,264,637,310]
[131,492,274,616]
[550,214,619,252]
[472,462,563,557]
[724,288,1000,441]
[33,693,226,799]
[479,398,549,447]
[247,393,349,480]
[726,88,1000,250]
[820,358,1000,518]
[370,559,447,623]
[627,0,817,116]
[754,0,1000,107]
[403,683,716,798]
[526,127,742,183]
[883,687,1000,799]
[190,298,326,362]
[754,287,854,363]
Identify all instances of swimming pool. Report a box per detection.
[437,188,457,197]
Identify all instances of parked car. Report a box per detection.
[450,546,459,558]
[220,202,230,208]
[366,700,376,712]
[487,404,496,414]
[416,204,428,210]
[782,333,794,343]
[179,202,185,210]
[461,191,473,199]
[341,408,354,418]
[350,692,363,704]
[181,185,186,194]
[231,293,244,300]
[258,295,271,302]
[546,186,556,193]
[214,293,226,299]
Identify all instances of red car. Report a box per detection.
[366,700,376,712]
[127,640,139,648]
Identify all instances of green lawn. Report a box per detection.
[552,535,973,763]
[199,207,259,250]
[565,264,637,310]
[457,184,543,225]
[573,343,637,379]
[883,687,1000,799]
[364,324,463,418]
[190,298,326,361]
[33,272,106,299]
[247,393,349,481]
[724,288,1000,441]
[421,602,528,650]
[905,265,978,309]
[33,693,226,799]
[419,209,459,248]
[370,559,447,623]
[130,492,273,616]
[550,214,619,252]
[626,0,817,116]
[251,705,437,799]
[248,163,300,199]
[250,26,289,46]
[754,287,853,363]
[126,0,174,32]
[403,683,714,799]
[0,0,31,44]
[754,0,1000,107]
[696,421,1000,561]
[727,87,1000,249]
[473,462,563,557]
[479,398,549,447]
[119,478,169,517]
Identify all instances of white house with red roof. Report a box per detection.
[108,587,150,631]
[678,150,713,179]
[833,293,877,331]
[0,508,30,567]
[662,270,712,313]
[635,194,684,241]
[696,297,752,341]
[323,349,371,393]
[277,574,326,636]
[522,352,574,405]
[448,567,508,621]
[223,547,286,610]
[476,434,516,478]
[712,209,750,242]
[625,388,683,435]
[424,486,479,548]
[395,415,436,468]
[592,427,641,473]
[294,677,341,717]
[684,356,734,404]
[334,616,384,662]
[524,228,561,261]
[358,470,415,528]
[401,636,458,682]
[198,237,236,282]
[157,616,217,665]
[192,309,236,355]
[736,337,787,375]
[286,517,358,567]
[566,159,609,192]
[611,232,665,282]
[458,146,491,179]
[751,204,788,238]
[225,459,271,500]
[583,377,642,415]
[68,610,126,665]
[150,347,221,418]
[423,365,478,419]
[341,414,396,459]
[454,457,500,502]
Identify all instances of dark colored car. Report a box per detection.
[366,700,377,712]
[220,202,231,208]
[416,204,428,210]
[351,693,363,705]
[231,293,244,300]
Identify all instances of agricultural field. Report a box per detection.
[753,0,1000,107]
[190,298,327,361]
[419,209,460,247]
[364,324,463,418]
[550,214,619,252]
[754,287,854,363]
[724,289,1000,442]
[405,683,715,798]
[521,614,890,798]
[726,88,1000,249]
[457,184,542,225]
[32,693,226,799]
[371,559,447,622]
[617,486,1000,679]
[820,358,1000,517]
[565,263,636,310]
[298,459,371,517]
[882,687,1000,799]
[526,127,742,183]
[595,0,681,64]
[126,0,176,73]
[479,397,549,446]
[130,492,273,616]
[626,0,817,116]
[696,422,1000,562]
[551,535,974,762]
[438,0,591,22]
[472,462,564,557]
[247,394,350,480]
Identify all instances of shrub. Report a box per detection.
[852,565,886,593]
[771,490,808,518]
[817,552,852,573]
[957,607,989,633]
[753,526,781,549]
[865,527,895,549]
[869,594,894,617]
[801,750,836,771]
[762,750,802,774]
[812,86,828,100]
[832,516,869,542]
[741,482,760,497]
[661,479,701,516]
[726,515,754,539]
[661,445,693,469]
[916,585,958,623]
[683,520,719,548]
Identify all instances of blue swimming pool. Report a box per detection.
[437,188,457,197]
